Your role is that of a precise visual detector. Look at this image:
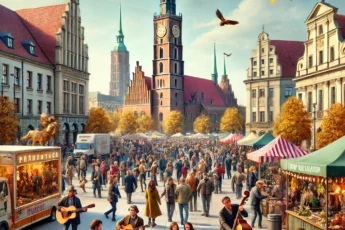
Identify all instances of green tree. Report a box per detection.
[0,97,19,144]
[164,111,184,135]
[85,107,113,133]
[220,108,244,133]
[194,114,212,134]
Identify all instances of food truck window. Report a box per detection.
[16,160,59,207]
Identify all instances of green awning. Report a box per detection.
[280,135,345,177]
[239,133,275,149]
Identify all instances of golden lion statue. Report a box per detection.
[21,113,59,146]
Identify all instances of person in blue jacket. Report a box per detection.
[104,177,121,221]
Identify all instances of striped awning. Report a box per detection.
[220,133,243,144]
[247,135,308,163]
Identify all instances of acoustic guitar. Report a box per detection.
[57,203,95,224]
[121,224,150,230]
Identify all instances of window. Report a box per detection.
[252,112,256,122]
[160,92,163,99]
[160,39,163,44]
[331,87,336,105]
[27,71,32,88]
[47,75,51,91]
[160,48,164,59]
[253,61,257,66]
[14,67,20,86]
[270,69,273,75]
[261,48,264,53]
[159,62,163,73]
[259,89,265,97]
[8,37,13,48]
[269,88,273,97]
[37,100,42,114]
[15,98,20,113]
[309,55,313,68]
[71,82,77,113]
[285,87,293,97]
[37,74,42,90]
[319,50,323,64]
[259,111,265,122]
[270,58,273,63]
[253,72,257,77]
[330,47,335,62]
[174,63,178,74]
[2,64,8,84]
[319,90,323,111]
[175,93,178,98]
[298,93,302,101]
[269,111,273,122]
[307,92,312,112]
[270,48,273,52]
[159,113,163,121]
[79,84,84,114]
[160,101,163,105]
[261,59,264,65]
[47,101,51,114]
[27,99,32,114]
[29,45,36,55]
[174,79,177,87]
[318,25,323,35]
[159,79,162,88]
[261,71,265,76]
[174,48,178,59]
[252,89,257,98]
[63,80,69,112]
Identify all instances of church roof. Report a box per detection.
[0,4,51,64]
[270,40,304,77]
[145,77,152,90]
[184,75,225,106]
[16,4,66,63]
[338,14,345,39]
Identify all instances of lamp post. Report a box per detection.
[313,103,317,151]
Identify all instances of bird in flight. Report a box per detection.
[224,53,232,57]
[216,9,239,26]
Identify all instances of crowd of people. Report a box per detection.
[58,137,270,230]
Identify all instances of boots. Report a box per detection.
[148,218,152,226]
[152,218,156,227]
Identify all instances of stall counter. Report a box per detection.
[286,210,325,230]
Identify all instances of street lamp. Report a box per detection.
[313,103,317,151]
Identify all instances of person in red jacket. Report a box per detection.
[216,163,225,193]
[181,163,189,179]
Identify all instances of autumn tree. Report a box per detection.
[274,96,311,146]
[194,114,212,134]
[108,111,120,131]
[220,108,244,133]
[317,103,345,148]
[85,107,113,133]
[164,110,184,135]
[136,115,154,133]
[117,111,137,135]
[0,97,19,144]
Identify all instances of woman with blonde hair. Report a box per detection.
[145,180,162,227]
[248,165,258,191]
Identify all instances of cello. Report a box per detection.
[233,190,253,230]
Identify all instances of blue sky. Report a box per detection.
[1,0,345,105]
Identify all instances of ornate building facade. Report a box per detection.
[109,5,130,103]
[89,92,122,112]
[295,1,345,148]
[244,30,304,135]
[120,0,238,133]
[0,0,90,144]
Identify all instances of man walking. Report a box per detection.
[186,171,199,212]
[231,166,246,199]
[224,155,232,179]
[158,155,167,183]
[175,178,192,225]
[124,170,137,204]
[250,180,268,228]
[197,172,215,217]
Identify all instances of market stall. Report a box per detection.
[219,133,243,144]
[281,135,345,230]
[237,132,258,145]
[239,133,275,149]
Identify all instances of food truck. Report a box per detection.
[73,134,111,160]
[0,146,61,230]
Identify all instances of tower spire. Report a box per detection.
[223,56,227,76]
[212,42,218,84]
[119,3,123,37]
[114,4,127,52]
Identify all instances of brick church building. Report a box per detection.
[120,0,238,132]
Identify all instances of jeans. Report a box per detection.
[176,171,182,181]
[166,202,175,220]
[226,170,231,179]
[178,203,189,223]
[189,191,197,211]
[201,194,211,215]
[139,174,147,192]
[63,219,78,230]
[81,169,86,180]
[105,200,117,218]
[93,184,101,197]
[236,184,243,199]
[219,177,223,191]
[251,206,262,227]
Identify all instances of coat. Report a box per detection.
[115,215,145,230]
[219,205,248,230]
[250,186,267,207]
[144,187,162,218]
[57,196,84,225]
[124,174,137,193]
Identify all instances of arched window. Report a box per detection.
[160,92,163,99]
[160,48,164,59]
[174,79,178,87]
[174,63,178,74]
[159,113,163,121]
[163,80,165,87]
[175,93,178,98]
[174,48,178,59]
[159,79,162,88]
[159,62,163,73]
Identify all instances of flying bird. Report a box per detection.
[224,53,232,57]
[216,9,239,26]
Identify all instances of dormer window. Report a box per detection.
[0,32,14,49]
[22,41,36,56]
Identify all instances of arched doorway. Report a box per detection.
[63,123,70,145]
[81,123,86,133]
[72,123,78,144]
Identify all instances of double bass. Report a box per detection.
[233,190,253,230]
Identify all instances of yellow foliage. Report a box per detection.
[0,97,19,144]
[164,110,184,135]
[108,112,120,131]
[317,103,345,149]
[274,96,311,146]
[118,111,137,135]
[194,114,212,134]
[136,115,154,133]
[220,108,244,133]
[85,107,113,133]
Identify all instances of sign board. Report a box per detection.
[16,150,59,164]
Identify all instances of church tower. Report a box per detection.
[152,0,184,131]
[211,43,218,84]
[110,5,130,103]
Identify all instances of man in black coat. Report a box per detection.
[219,196,248,230]
[250,180,268,228]
[224,155,232,179]
[124,170,137,204]
[58,185,87,230]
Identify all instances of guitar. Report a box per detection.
[233,190,252,230]
[56,204,95,224]
[121,224,150,230]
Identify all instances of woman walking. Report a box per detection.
[104,177,121,221]
[120,161,127,186]
[161,177,177,222]
[145,180,162,227]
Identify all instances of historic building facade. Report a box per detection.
[109,5,130,103]
[121,0,238,133]
[295,1,345,148]
[0,0,89,144]
[89,91,122,112]
[244,30,304,135]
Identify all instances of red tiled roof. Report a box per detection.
[145,77,151,90]
[0,5,51,64]
[184,75,225,106]
[16,4,66,63]
[270,40,304,77]
[337,14,345,39]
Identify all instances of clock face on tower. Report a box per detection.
[157,25,167,38]
[172,25,180,38]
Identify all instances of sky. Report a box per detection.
[1,0,345,106]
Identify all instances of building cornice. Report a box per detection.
[294,62,345,82]
[244,76,294,84]
[0,50,54,69]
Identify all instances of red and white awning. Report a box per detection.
[220,133,243,144]
[247,135,308,163]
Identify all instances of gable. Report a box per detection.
[305,3,336,23]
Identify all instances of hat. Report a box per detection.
[256,180,266,186]
[67,185,77,192]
